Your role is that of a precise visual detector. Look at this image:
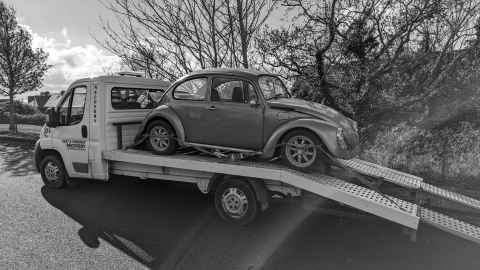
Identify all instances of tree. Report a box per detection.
[0,2,49,132]
[98,0,273,80]
[257,0,479,120]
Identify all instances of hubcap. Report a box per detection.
[285,135,317,168]
[44,161,60,183]
[221,187,248,218]
[150,126,170,151]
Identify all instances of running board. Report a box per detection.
[420,207,480,244]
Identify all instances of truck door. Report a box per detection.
[52,84,90,178]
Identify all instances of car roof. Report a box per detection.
[185,68,277,78]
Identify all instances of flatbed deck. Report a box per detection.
[104,149,420,229]
[103,149,480,245]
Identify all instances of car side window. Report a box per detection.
[173,78,208,100]
[211,78,257,104]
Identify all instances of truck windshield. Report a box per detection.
[258,75,290,100]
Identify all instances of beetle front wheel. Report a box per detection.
[281,130,328,173]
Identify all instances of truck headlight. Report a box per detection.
[336,128,348,149]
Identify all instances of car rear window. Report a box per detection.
[173,78,208,100]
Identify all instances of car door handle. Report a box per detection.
[207,106,217,111]
[81,125,88,138]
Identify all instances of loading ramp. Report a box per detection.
[104,149,480,244]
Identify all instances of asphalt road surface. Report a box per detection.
[1,140,480,269]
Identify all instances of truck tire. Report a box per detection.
[214,178,259,225]
[39,155,68,189]
[281,129,328,173]
[146,120,177,155]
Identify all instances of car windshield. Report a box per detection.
[258,75,290,100]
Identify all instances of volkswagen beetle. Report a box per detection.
[134,68,359,171]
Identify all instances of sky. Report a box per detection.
[2,0,287,100]
[3,0,123,99]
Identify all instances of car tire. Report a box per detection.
[146,120,177,155]
[39,155,68,189]
[214,178,259,226]
[281,129,329,173]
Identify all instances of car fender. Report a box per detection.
[134,105,186,146]
[261,118,339,159]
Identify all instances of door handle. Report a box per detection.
[81,125,88,138]
[207,106,217,111]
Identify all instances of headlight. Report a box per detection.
[336,128,348,149]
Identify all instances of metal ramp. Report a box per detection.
[420,207,480,245]
[420,183,480,211]
[338,158,422,189]
[104,149,480,244]
[339,158,480,244]
[340,159,480,211]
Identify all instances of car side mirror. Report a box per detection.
[46,108,59,127]
[249,99,259,107]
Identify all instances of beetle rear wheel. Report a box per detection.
[146,120,177,155]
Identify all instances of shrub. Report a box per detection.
[0,112,47,126]
[0,101,38,115]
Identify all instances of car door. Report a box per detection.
[199,76,264,150]
[170,77,211,143]
[51,84,90,178]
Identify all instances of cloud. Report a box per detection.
[21,24,122,94]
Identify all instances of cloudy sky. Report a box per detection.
[3,0,287,100]
[3,0,122,99]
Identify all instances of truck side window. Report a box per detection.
[58,92,71,125]
[111,87,164,109]
[58,86,87,126]
[70,87,87,125]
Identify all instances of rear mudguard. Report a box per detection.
[133,105,186,146]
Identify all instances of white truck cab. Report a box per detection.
[34,73,170,182]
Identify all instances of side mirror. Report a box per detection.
[46,108,59,127]
[249,99,259,107]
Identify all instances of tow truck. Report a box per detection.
[34,72,480,244]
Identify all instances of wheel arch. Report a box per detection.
[35,148,65,172]
[261,118,339,159]
[137,106,186,145]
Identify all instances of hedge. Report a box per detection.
[0,112,47,126]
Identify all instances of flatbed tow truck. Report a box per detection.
[34,73,480,245]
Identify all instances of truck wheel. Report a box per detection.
[281,129,328,173]
[214,179,259,225]
[39,155,68,189]
[146,120,177,155]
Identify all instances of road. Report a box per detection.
[1,139,480,269]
